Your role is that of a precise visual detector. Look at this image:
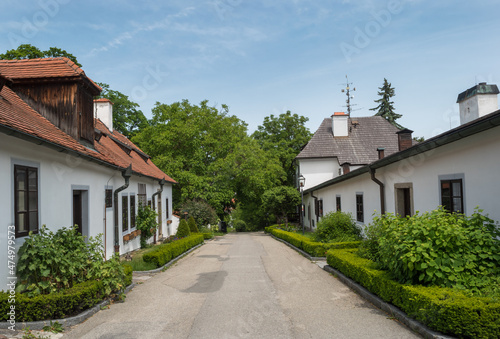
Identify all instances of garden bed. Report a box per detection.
[327,248,500,338]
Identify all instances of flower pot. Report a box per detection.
[123,234,130,242]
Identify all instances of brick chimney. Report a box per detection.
[332,112,349,137]
[457,83,499,125]
[94,98,114,131]
[396,129,413,151]
[377,147,385,159]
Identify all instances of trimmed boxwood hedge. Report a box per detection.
[0,280,104,322]
[265,225,360,257]
[327,248,500,338]
[0,259,131,323]
[142,234,204,268]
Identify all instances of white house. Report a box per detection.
[0,58,177,290]
[296,111,414,228]
[298,83,500,230]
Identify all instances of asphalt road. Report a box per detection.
[62,233,420,339]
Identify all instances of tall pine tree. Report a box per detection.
[370,78,403,129]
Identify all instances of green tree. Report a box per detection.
[0,44,81,67]
[180,199,218,228]
[261,186,301,228]
[136,205,158,248]
[252,111,312,186]
[226,137,285,228]
[370,78,403,129]
[96,83,148,138]
[176,219,191,238]
[187,216,199,233]
[133,99,249,216]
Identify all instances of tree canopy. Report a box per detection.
[370,78,403,129]
[96,83,148,138]
[0,44,81,67]
[252,111,312,186]
[261,186,301,227]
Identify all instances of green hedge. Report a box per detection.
[327,248,500,338]
[142,234,204,268]
[267,227,360,257]
[202,232,214,240]
[0,280,104,322]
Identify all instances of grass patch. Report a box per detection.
[121,248,157,271]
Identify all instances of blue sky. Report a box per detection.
[1,0,499,139]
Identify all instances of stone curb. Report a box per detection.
[267,234,454,339]
[1,242,204,331]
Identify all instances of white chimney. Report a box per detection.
[94,98,114,131]
[457,83,499,125]
[332,112,349,137]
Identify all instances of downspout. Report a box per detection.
[310,190,318,231]
[151,178,165,243]
[369,167,385,215]
[114,165,132,254]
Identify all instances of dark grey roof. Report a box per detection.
[296,116,401,165]
[456,83,499,103]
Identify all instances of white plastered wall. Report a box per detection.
[0,133,174,290]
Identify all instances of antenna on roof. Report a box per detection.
[340,75,358,117]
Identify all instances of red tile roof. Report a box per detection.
[0,84,175,183]
[0,57,102,92]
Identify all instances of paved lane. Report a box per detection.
[63,233,420,338]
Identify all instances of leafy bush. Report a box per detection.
[136,205,158,248]
[327,248,500,338]
[314,211,362,243]
[188,216,199,233]
[16,226,124,297]
[176,219,191,238]
[234,219,246,232]
[142,234,204,268]
[360,207,500,295]
[180,199,217,228]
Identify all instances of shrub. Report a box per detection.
[136,205,158,248]
[268,227,359,257]
[180,199,218,228]
[0,280,104,322]
[234,219,247,232]
[16,225,124,297]
[314,211,361,243]
[361,207,500,294]
[142,234,204,268]
[188,216,199,233]
[327,248,500,338]
[176,219,191,238]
